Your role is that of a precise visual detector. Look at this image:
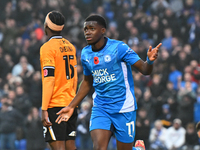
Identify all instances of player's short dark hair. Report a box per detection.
[49,11,65,26]
[196,121,200,131]
[85,14,107,29]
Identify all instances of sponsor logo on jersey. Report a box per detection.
[94,56,99,64]
[43,59,53,65]
[86,59,90,63]
[104,55,111,63]
[92,68,116,83]
[126,48,134,54]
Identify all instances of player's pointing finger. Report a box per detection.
[56,109,63,115]
[55,115,62,123]
[156,43,162,49]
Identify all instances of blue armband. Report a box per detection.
[146,56,154,65]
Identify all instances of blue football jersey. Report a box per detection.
[81,37,141,113]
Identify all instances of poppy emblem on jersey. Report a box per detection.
[94,56,99,65]
[44,69,48,77]
[104,55,111,63]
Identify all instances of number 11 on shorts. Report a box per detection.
[126,121,134,137]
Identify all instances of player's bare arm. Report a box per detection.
[133,43,162,75]
[41,72,55,127]
[55,74,93,124]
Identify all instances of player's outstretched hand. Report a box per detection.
[147,43,162,61]
[55,106,74,124]
[42,110,52,127]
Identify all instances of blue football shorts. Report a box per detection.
[89,106,136,143]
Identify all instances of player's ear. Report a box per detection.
[44,22,48,29]
[101,28,106,35]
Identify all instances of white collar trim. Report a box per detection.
[49,36,62,41]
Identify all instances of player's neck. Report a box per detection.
[47,33,61,40]
[92,37,107,51]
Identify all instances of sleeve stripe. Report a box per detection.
[43,66,55,69]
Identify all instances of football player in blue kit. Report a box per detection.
[56,14,162,150]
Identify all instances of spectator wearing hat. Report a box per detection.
[149,119,167,150]
[165,118,186,150]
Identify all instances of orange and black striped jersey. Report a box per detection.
[40,36,77,110]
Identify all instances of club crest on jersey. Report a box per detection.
[43,69,48,77]
[94,56,99,65]
[104,55,111,63]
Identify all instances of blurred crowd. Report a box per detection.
[0,0,200,150]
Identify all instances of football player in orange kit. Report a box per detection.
[40,11,78,150]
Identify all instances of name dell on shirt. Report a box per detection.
[59,46,73,53]
[92,68,116,83]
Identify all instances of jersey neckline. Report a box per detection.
[48,35,62,41]
[92,37,108,52]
